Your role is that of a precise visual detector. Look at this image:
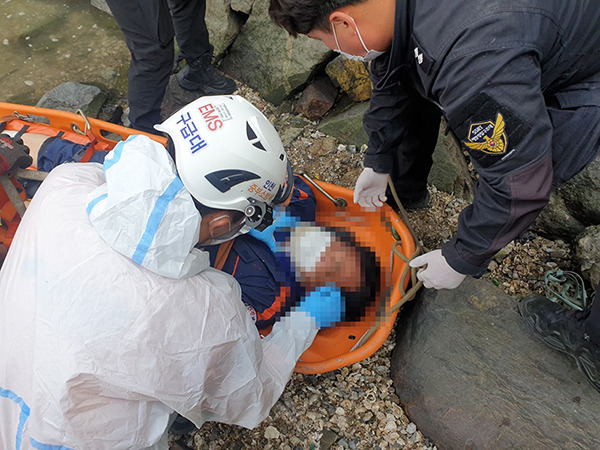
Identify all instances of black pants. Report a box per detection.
[105,0,210,134]
[388,91,441,203]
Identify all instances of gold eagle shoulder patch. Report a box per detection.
[463,112,508,155]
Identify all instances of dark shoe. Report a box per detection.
[386,190,430,211]
[518,295,600,392]
[403,190,430,209]
[169,414,196,436]
[0,243,7,270]
[176,53,236,94]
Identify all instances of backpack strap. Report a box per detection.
[214,239,235,271]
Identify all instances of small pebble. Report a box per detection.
[264,425,280,440]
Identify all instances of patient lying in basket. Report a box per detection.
[205,175,381,331]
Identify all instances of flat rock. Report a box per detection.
[36,82,107,118]
[391,276,600,449]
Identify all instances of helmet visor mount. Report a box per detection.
[243,160,293,231]
[244,198,274,232]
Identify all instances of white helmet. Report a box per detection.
[155,95,293,231]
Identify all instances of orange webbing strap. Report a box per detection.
[79,127,99,163]
[214,239,235,271]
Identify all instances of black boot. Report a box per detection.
[518,295,600,392]
[168,414,196,436]
[385,189,430,211]
[176,53,236,94]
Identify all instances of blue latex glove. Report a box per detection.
[296,284,345,328]
[248,210,300,253]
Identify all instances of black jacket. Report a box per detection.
[364,0,600,276]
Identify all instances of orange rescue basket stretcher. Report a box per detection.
[0,102,421,374]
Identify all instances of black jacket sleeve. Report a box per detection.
[437,48,555,276]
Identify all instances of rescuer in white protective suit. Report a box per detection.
[0,95,318,450]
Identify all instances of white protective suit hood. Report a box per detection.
[86,134,208,278]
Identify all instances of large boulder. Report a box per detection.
[220,0,331,105]
[535,157,600,242]
[558,157,600,226]
[317,98,369,148]
[392,277,600,449]
[533,192,586,242]
[325,56,372,102]
[206,0,246,59]
[428,122,474,200]
[576,225,600,287]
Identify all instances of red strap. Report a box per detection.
[0,155,9,176]
[79,128,99,163]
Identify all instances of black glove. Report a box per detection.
[0,134,33,176]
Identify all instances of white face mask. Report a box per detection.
[331,16,385,62]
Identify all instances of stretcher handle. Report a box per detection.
[299,172,348,207]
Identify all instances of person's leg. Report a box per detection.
[167,0,236,94]
[387,93,440,209]
[546,102,600,188]
[105,0,175,134]
[167,0,210,61]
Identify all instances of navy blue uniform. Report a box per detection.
[364,0,600,277]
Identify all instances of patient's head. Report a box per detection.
[287,225,381,321]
